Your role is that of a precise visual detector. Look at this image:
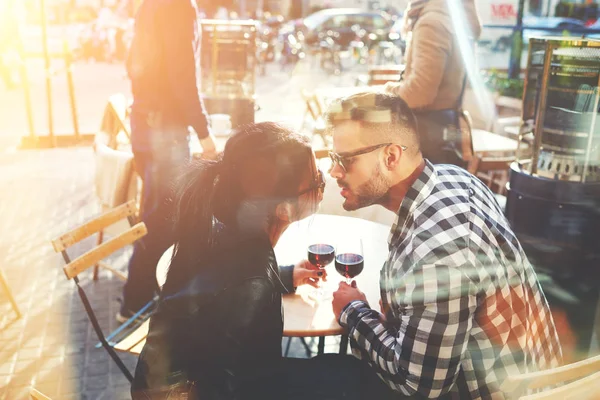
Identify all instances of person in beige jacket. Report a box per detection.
[385,0,482,164]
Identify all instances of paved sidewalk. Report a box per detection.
[0,147,137,399]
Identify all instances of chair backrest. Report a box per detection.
[94,141,137,209]
[301,89,323,122]
[30,388,52,400]
[368,65,403,85]
[314,148,329,160]
[52,200,146,280]
[501,354,600,399]
[109,93,129,124]
[51,200,146,382]
[457,110,476,162]
[99,93,131,149]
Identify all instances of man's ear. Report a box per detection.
[384,145,402,170]
[275,202,293,222]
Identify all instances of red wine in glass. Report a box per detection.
[335,253,364,283]
[308,244,335,268]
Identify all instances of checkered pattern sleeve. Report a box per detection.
[340,260,479,398]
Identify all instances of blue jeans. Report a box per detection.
[122,111,191,313]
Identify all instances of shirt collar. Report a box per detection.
[391,160,437,236]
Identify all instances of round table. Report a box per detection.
[315,85,385,106]
[156,214,390,338]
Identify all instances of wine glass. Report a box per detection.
[307,243,335,298]
[307,243,335,269]
[335,238,364,285]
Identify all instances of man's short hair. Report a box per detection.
[325,92,420,153]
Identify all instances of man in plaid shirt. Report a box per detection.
[328,92,562,399]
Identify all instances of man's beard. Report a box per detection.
[339,164,390,211]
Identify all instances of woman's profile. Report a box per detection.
[131,122,326,399]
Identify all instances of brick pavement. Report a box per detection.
[0,146,136,399]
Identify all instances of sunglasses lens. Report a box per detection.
[328,153,347,172]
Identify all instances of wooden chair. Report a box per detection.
[314,148,329,160]
[51,200,148,382]
[355,65,404,86]
[458,110,517,196]
[0,267,21,319]
[94,93,143,280]
[100,93,131,149]
[93,139,139,281]
[301,89,328,146]
[30,388,52,400]
[501,353,600,399]
[367,65,403,85]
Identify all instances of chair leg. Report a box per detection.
[0,268,21,319]
[339,335,349,354]
[299,337,313,358]
[93,230,104,281]
[318,132,329,147]
[136,177,144,225]
[284,337,293,357]
[317,336,325,355]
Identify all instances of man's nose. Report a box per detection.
[329,162,344,179]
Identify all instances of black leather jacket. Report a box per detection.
[131,229,294,399]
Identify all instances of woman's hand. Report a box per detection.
[383,81,401,95]
[293,260,327,288]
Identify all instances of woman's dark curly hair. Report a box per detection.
[163,122,315,292]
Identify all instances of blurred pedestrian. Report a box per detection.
[119,0,218,321]
[384,0,482,165]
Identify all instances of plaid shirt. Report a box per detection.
[340,161,562,399]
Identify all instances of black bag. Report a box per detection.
[413,108,466,166]
[412,75,467,166]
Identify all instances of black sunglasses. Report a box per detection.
[297,169,325,196]
[329,143,407,172]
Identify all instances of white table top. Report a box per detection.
[472,129,520,155]
[276,214,390,336]
[156,214,390,337]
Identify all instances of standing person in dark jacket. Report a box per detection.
[119,0,218,320]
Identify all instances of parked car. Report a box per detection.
[490,17,587,51]
[584,19,600,39]
[290,8,393,49]
[521,17,587,44]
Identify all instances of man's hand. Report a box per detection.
[383,81,401,95]
[199,134,218,157]
[293,260,327,288]
[332,281,367,321]
[199,150,219,160]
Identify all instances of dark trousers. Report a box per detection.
[122,112,191,312]
[245,354,407,400]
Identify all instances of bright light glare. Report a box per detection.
[446,0,497,125]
